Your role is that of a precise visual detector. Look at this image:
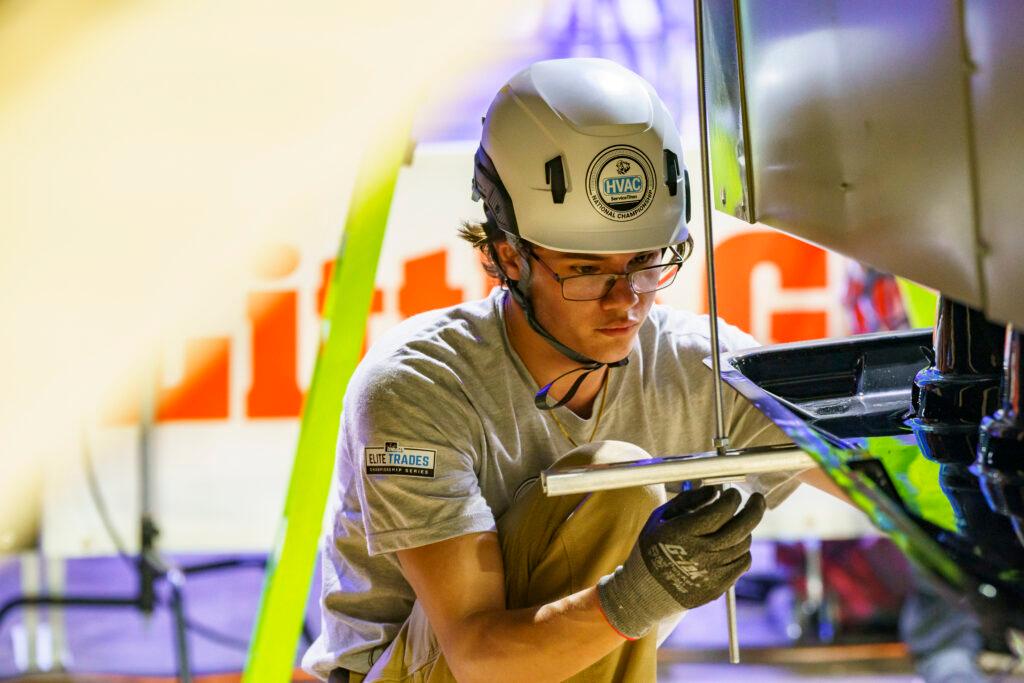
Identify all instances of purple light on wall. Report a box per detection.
[414,0,698,144]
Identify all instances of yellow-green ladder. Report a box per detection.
[243,127,409,683]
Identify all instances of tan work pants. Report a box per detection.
[356,442,667,683]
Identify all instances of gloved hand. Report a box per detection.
[596,487,766,639]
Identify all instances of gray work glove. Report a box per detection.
[596,487,766,639]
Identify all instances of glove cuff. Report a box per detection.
[596,545,684,640]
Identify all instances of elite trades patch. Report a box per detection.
[586,145,656,221]
[365,441,436,478]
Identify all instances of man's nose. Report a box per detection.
[601,275,639,308]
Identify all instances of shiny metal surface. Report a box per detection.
[693,0,743,660]
[703,0,755,222]
[743,1,980,308]
[908,299,1017,558]
[540,445,813,496]
[967,1,1024,327]
[693,0,731,457]
[704,1,1024,326]
[973,327,1024,547]
[718,331,1024,643]
[725,585,740,663]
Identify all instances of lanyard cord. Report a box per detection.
[546,367,611,448]
[534,361,620,411]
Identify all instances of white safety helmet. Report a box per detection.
[473,58,690,254]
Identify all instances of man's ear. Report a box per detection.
[494,241,524,281]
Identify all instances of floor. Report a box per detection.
[1,551,1020,682]
[657,595,919,682]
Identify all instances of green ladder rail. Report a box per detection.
[243,124,411,682]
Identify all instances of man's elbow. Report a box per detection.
[442,642,502,683]
[446,661,490,683]
[435,617,504,683]
[440,627,556,683]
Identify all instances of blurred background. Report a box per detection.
[1,1,1014,681]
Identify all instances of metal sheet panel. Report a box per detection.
[968,0,1024,327]
[703,0,756,222]
[734,1,985,310]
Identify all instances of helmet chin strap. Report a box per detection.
[494,248,629,411]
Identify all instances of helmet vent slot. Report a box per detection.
[664,149,680,197]
[545,156,567,204]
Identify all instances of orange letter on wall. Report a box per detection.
[705,232,828,343]
[158,337,231,421]
[247,291,304,418]
[101,338,231,425]
[399,250,463,319]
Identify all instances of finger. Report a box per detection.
[701,492,766,548]
[679,488,742,534]
[718,551,754,586]
[698,553,753,605]
[710,534,752,564]
[662,486,718,520]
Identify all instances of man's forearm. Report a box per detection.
[442,586,626,683]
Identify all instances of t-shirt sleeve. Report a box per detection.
[343,361,495,556]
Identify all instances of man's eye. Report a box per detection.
[630,253,658,266]
[572,265,601,275]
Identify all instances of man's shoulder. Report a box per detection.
[349,295,502,400]
[373,294,497,353]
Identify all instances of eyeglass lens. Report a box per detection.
[562,263,680,300]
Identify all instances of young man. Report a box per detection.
[304,58,811,682]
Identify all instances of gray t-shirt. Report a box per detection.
[302,289,796,678]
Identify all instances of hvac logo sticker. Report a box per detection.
[587,145,656,222]
[365,442,436,478]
